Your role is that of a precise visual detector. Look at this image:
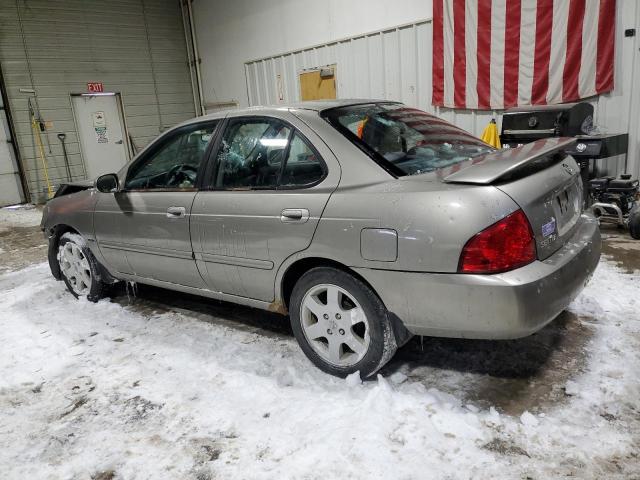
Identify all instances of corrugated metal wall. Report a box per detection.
[245,2,640,179]
[0,0,195,203]
[243,20,530,143]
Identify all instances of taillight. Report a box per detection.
[458,209,536,274]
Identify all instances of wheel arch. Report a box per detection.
[279,256,414,356]
[47,223,118,284]
[279,257,379,312]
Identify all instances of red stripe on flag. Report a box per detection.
[503,0,521,108]
[432,0,444,106]
[453,0,466,108]
[563,0,586,102]
[476,0,492,109]
[596,0,615,93]
[531,0,553,105]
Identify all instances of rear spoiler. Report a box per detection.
[443,137,576,185]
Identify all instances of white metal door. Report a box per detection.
[0,104,24,206]
[72,94,129,180]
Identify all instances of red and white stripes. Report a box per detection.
[432,0,616,110]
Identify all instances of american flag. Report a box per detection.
[432,0,616,110]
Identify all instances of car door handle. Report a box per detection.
[281,208,309,223]
[166,206,186,218]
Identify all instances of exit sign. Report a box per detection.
[87,82,104,93]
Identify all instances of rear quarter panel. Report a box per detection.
[306,180,520,273]
[288,107,520,274]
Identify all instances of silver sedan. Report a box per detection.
[41,100,601,377]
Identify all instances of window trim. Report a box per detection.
[122,120,221,192]
[203,115,328,192]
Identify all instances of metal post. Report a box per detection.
[0,62,30,202]
[186,0,206,116]
[180,0,200,116]
[57,133,72,182]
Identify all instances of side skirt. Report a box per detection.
[115,273,277,313]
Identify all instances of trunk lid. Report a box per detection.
[441,138,582,260]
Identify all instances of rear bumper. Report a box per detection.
[355,213,601,339]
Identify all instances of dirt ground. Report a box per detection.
[1,210,637,418]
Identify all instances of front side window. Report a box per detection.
[322,103,494,177]
[125,123,216,190]
[214,118,325,190]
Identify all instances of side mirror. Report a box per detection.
[96,173,119,193]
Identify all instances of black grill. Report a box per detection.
[500,102,594,147]
[500,102,629,198]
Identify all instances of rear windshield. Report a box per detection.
[322,103,494,177]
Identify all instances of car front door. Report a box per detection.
[94,121,219,287]
[191,113,340,301]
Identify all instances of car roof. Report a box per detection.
[180,99,400,126]
[283,98,397,111]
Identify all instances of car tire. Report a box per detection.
[629,205,640,240]
[57,232,108,302]
[289,267,397,378]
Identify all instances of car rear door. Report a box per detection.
[94,120,219,287]
[191,112,340,301]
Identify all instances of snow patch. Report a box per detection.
[0,204,42,231]
[519,411,539,427]
[0,253,638,478]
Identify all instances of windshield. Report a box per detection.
[323,103,494,177]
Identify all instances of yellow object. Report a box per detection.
[31,116,54,198]
[299,66,337,101]
[480,119,502,149]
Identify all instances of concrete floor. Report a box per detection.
[1,215,638,417]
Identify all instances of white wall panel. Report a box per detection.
[242,0,640,178]
[246,22,434,111]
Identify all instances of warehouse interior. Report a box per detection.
[0,0,195,205]
[1,1,640,478]
[2,0,640,205]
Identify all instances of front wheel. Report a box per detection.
[289,267,397,378]
[58,232,108,302]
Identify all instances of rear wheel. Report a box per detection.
[629,205,640,240]
[58,233,108,302]
[289,267,397,378]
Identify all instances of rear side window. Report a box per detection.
[322,103,493,177]
[214,117,325,190]
[280,133,324,188]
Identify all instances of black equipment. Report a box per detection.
[500,102,629,207]
[500,102,595,146]
[590,174,640,239]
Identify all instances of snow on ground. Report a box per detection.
[0,204,42,232]
[1,262,639,478]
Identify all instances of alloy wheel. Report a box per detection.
[59,241,92,296]
[300,283,371,367]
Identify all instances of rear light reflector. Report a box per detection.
[458,209,536,274]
